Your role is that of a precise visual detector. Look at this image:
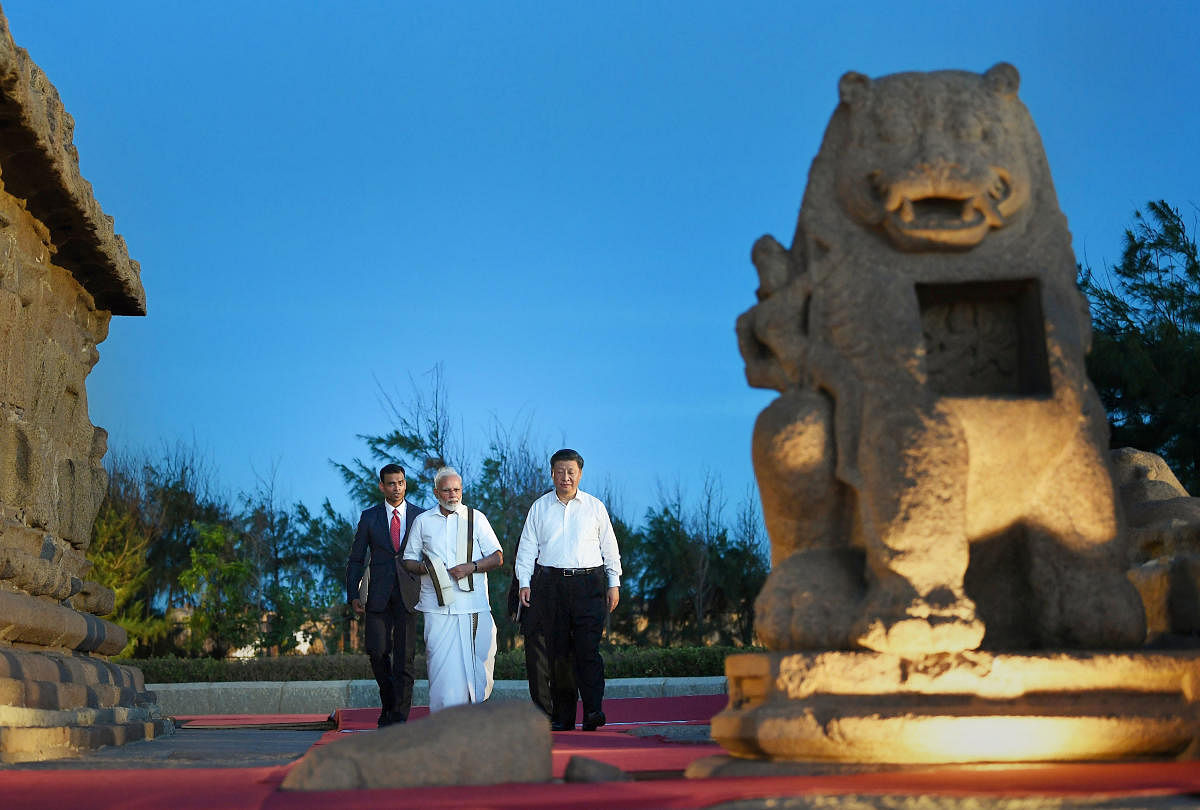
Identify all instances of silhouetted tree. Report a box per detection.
[87,453,171,656]
[294,499,358,653]
[619,479,769,645]
[331,363,467,508]
[1080,201,1200,491]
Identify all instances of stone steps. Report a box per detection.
[0,676,151,711]
[0,717,173,763]
[0,646,166,763]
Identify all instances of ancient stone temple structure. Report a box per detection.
[0,13,168,761]
[711,63,1200,766]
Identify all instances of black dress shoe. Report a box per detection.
[377,710,393,727]
[581,710,606,731]
[550,720,572,731]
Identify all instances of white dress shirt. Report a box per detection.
[403,503,501,615]
[515,489,622,588]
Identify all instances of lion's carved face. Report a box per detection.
[834,63,1033,251]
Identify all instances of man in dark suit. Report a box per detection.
[346,463,423,727]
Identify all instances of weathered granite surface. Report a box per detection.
[0,13,143,315]
[0,5,154,762]
[720,63,1190,766]
[714,649,1200,764]
[1116,448,1200,642]
[737,63,1143,657]
[281,700,552,791]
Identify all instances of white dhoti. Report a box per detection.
[424,609,497,712]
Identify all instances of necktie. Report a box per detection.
[390,509,402,553]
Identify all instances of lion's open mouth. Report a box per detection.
[904,197,985,227]
[881,169,1018,249]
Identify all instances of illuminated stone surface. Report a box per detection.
[736,63,1144,658]
[722,63,1191,765]
[712,651,1200,764]
[1115,448,1200,561]
[0,10,163,761]
[1115,448,1200,643]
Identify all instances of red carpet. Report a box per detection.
[6,761,1200,810]
[5,696,1200,809]
[0,766,286,810]
[252,763,1200,809]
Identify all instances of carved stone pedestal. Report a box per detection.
[0,647,171,763]
[709,651,1200,766]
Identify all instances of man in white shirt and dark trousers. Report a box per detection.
[402,467,503,712]
[516,449,622,731]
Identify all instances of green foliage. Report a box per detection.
[239,479,336,655]
[87,478,172,657]
[614,479,769,647]
[122,645,757,683]
[138,446,231,616]
[178,523,258,658]
[1080,201,1200,491]
[293,499,358,653]
[126,654,377,683]
[87,445,359,660]
[471,425,550,651]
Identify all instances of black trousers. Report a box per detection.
[523,623,578,720]
[364,586,417,720]
[530,566,606,725]
[523,621,555,717]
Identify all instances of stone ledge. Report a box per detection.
[0,675,144,711]
[149,676,728,717]
[0,646,143,688]
[0,701,162,729]
[0,14,144,315]
[0,590,126,655]
[0,717,172,763]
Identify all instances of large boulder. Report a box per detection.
[1113,448,1200,563]
[281,700,552,791]
[1113,448,1200,643]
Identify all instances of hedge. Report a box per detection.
[119,645,759,684]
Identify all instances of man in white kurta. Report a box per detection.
[402,468,503,712]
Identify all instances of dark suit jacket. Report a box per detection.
[346,501,423,612]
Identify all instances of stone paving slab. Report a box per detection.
[0,726,323,770]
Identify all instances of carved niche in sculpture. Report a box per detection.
[737,63,1145,657]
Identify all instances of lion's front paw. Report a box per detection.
[755,548,865,650]
[852,590,985,657]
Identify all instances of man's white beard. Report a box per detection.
[437,497,459,512]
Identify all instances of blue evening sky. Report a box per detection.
[5,2,1198,525]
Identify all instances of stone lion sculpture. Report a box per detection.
[737,63,1145,657]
